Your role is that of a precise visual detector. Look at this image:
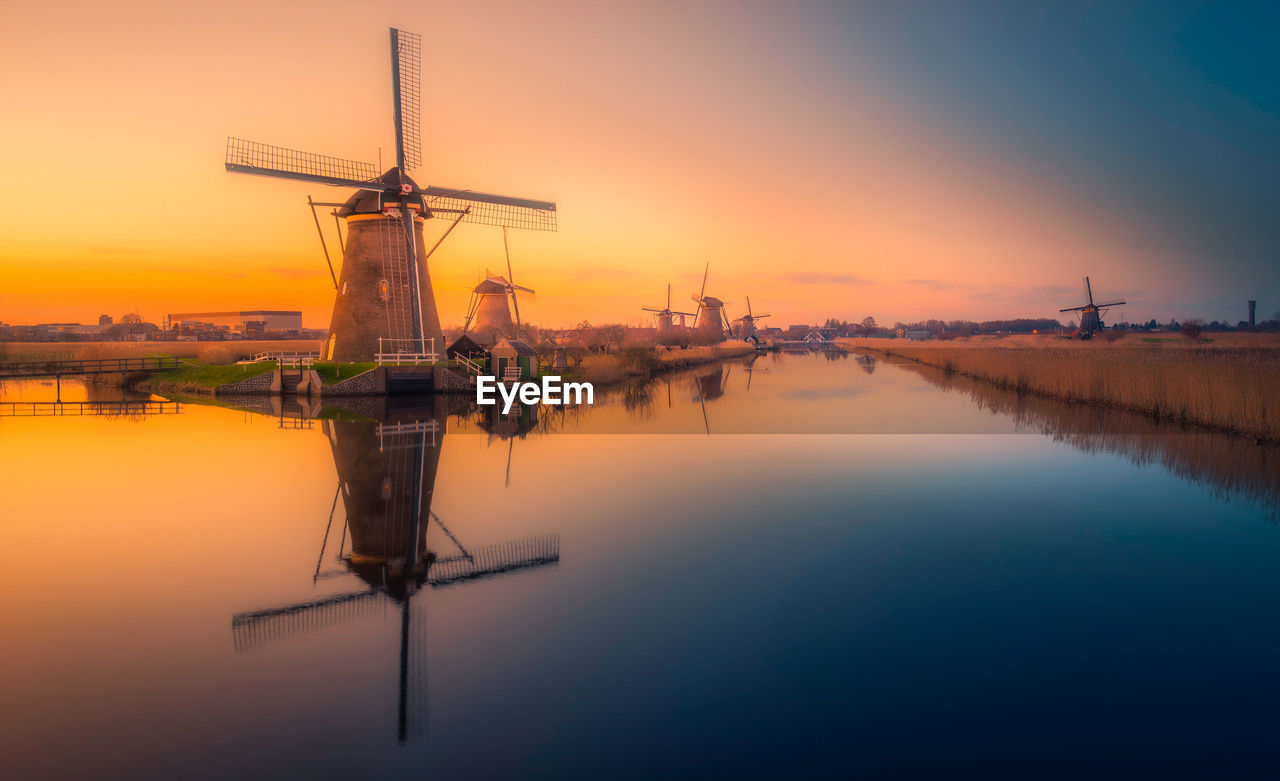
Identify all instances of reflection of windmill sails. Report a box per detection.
[231,413,559,743]
[693,365,729,435]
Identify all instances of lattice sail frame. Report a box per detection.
[392,28,423,170]
[425,189,558,231]
[225,138,378,187]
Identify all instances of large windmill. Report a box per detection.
[690,263,732,342]
[733,296,770,343]
[232,414,559,744]
[1060,276,1126,339]
[641,284,696,335]
[225,28,557,362]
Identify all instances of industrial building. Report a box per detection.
[167,310,302,334]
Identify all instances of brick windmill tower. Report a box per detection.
[224,28,557,362]
[690,263,732,342]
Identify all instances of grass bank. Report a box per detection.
[572,343,758,385]
[842,335,1280,441]
[134,361,277,395]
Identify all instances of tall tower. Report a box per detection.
[1249,300,1257,330]
[325,171,444,361]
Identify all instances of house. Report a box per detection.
[490,337,539,380]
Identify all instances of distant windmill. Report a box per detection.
[641,284,697,334]
[733,296,770,343]
[465,232,535,338]
[224,28,557,362]
[1060,276,1126,339]
[690,263,732,341]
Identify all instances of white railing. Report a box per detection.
[502,365,522,382]
[455,354,484,375]
[240,351,319,367]
[376,337,438,366]
[377,419,440,451]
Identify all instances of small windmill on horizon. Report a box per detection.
[1060,276,1126,339]
[642,283,696,335]
[733,296,770,343]
[224,27,557,362]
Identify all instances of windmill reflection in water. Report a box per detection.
[231,405,559,743]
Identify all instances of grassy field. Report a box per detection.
[134,361,278,394]
[842,333,1280,441]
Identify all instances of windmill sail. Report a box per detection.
[390,28,423,171]
[225,138,379,188]
[424,187,557,231]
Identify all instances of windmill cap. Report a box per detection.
[474,278,510,294]
[337,167,425,216]
[701,296,725,307]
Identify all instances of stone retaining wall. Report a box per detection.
[216,369,276,395]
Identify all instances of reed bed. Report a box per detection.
[844,336,1280,441]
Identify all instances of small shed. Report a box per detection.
[446,334,487,361]
[491,337,539,380]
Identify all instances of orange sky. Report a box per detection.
[0,1,1208,329]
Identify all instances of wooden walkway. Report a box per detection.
[0,356,182,379]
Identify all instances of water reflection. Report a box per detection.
[893,357,1280,521]
[231,398,559,743]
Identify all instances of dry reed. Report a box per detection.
[845,336,1280,441]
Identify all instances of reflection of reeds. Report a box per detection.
[864,343,1280,441]
[901,361,1280,522]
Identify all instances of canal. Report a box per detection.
[2,350,1278,777]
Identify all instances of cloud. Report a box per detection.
[904,278,955,290]
[781,271,870,286]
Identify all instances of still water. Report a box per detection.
[2,351,1279,778]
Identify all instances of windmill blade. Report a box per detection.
[641,306,664,312]
[423,187,557,231]
[1059,305,1087,313]
[426,535,560,587]
[1084,277,1094,306]
[747,296,753,318]
[511,285,536,295]
[667,283,671,311]
[502,227,522,335]
[225,138,380,188]
[231,589,386,652]
[1095,299,1126,308]
[390,28,423,171]
[754,313,771,319]
[699,263,709,301]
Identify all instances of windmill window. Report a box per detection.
[379,279,390,301]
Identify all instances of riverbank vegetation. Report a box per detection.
[843,334,1280,441]
[133,361,278,395]
[568,343,758,385]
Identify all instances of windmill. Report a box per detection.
[641,284,697,335]
[690,263,732,342]
[224,28,557,362]
[733,296,770,343]
[231,414,559,744]
[1060,276,1126,339]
